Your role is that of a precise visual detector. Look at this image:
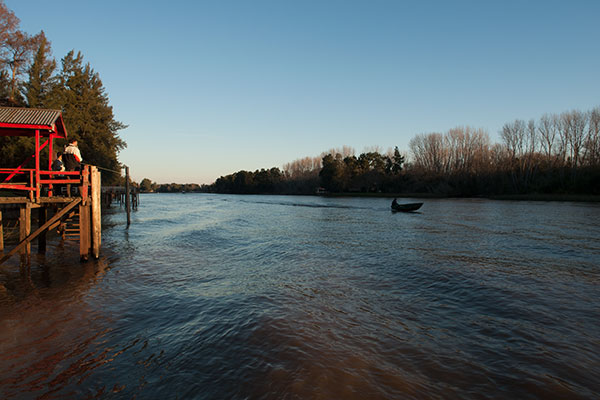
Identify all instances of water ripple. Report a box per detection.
[1,195,599,399]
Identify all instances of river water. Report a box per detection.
[1,194,599,399]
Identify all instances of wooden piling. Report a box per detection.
[79,203,91,261]
[91,167,101,259]
[19,203,31,255]
[0,210,3,253]
[37,206,47,254]
[125,166,131,227]
[0,199,81,266]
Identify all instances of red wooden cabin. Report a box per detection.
[0,107,83,201]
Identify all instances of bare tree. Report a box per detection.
[501,119,540,191]
[584,107,600,167]
[561,110,589,168]
[445,127,463,173]
[526,119,537,155]
[362,145,382,154]
[4,30,41,103]
[0,1,18,50]
[283,156,319,179]
[538,113,560,163]
[409,132,447,174]
[319,146,355,160]
[489,143,508,170]
[469,127,492,175]
[501,119,526,160]
[0,1,19,101]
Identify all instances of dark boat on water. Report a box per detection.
[391,200,423,212]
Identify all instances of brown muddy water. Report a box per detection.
[1,194,599,399]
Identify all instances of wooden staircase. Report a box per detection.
[62,209,81,241]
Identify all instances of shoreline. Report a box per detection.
[486,193,600,202]
[321,192,600,202]
[145,191,600,202]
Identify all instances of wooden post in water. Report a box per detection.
[91,166,101,259]
[37,206,47,254]
[0,211,3,253]
[79,202,91,261]
[0,199,82,266]
[19,203,31,255]
[125,166,131,227]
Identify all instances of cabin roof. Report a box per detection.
[0,107,67,138]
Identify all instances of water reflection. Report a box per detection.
[0,250,113,398]
[1,195,599,399]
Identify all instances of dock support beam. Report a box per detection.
[91,167,101,259]
[0,199,82,266]
[125,166,131,227]
[19,203,31,255]
[0,210,3,253]
[79,203,91,261]
[37,207,47,254]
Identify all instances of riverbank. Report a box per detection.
[321,192,600,202]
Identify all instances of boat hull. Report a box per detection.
[391,202,423,212]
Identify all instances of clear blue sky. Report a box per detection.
[7,0,600,184]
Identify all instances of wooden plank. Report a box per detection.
[91,167,101,259]
[47,220,61,232]
[19,203,31,255]
[0,198,82,266]
[0,197,29,204]
[80,165,89,202]
[79,203,91,261]
[0,197,74,205]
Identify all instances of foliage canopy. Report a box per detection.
[0,1,126,184]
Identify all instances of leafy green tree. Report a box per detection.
[0,4,127,181]
[320,153,345,191]
[0,70,10,103]
[391,146,404,174]
[254,167,283,192]
[0,134,34,170]
[24,31,55,108]
[233,170,253,193]
[343,155,360,177]
[140,178,154,192]
[46,50,127,183]
[358,152,388,173]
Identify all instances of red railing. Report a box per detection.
[0,166,90,201]
[0,168,34,192]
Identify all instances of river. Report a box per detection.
[1,194,599,399]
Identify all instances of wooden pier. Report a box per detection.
[0,107,104,266]
[0,165,102,265]
[102,186,139,210]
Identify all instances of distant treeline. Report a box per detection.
[0,2,126,184]
[137,179,204,193]
[197,106,600,197]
